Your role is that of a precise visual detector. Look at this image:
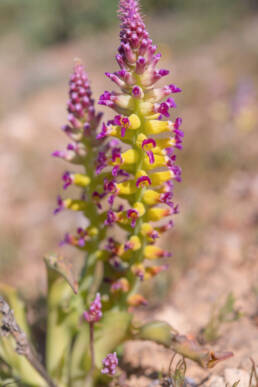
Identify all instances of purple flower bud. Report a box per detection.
[167,97,177,108]
[99,91,115,108]
[105,72,126,88]
[157,102,170,118]
[132,85,144,99]
[101,352,118,376]
[159,69,170,77]
[83,293,102,323]
[136,56,146,74]
[52,150,68,159]
[174,117,183,129]
[169,84,182,93]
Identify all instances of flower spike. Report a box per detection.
[95,0,183,308]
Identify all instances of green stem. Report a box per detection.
[84,322,95,387]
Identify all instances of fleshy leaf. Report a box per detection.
[44,257,78,385]
[136,320,174,347]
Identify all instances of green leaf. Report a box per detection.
[44,257,78,386]
[136,320,173,347]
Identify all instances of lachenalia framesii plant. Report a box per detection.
[0,1,234,387]
[50,0,184,384]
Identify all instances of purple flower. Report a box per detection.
[62,171,73,189]
[101,352,118,376]
[156,98,176,118]
[60,227,88,247]
[83,293,102,323]
[59,233,73,246]
[136,176,151,188]
[169,163,182,182]
[104,179,117,194]
[96,151,107,175]
[127,209,139,227]
[120,117,130,137]
[160,192,174,207]
[96,123,110,140]
[105,210,117,226]
[111,147,122,163]
[54,195,64,215]
[142,138,156,149]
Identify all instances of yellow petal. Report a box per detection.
[128,236,141,250]
[74,174,90,187]
[150,170,174,185]
[133,202,145,216]
[142,190,160,206]
[145,120,172,135]
[144,154,167,170]
[64,199,88,212]
[129,114,141,130]
[117,180,136,195]
[136,133,147,148]
[122,149,139,165]
[147,208,172,221]
[144,245,165,259]
[155,138,176,149]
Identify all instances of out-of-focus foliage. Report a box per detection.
[0,0,255,47]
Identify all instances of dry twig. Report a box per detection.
[0,296,57,387]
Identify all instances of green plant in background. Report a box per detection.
[201,292,242,343]
[0,0,253,47]
[0,1,234,386]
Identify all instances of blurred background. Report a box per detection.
[0,0,258,379]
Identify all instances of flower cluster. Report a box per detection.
[101,352,118,376]
[83,293,102,323]
[95,0,183,306]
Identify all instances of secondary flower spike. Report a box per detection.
[96,0,184,307]
[52,62,107,254]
